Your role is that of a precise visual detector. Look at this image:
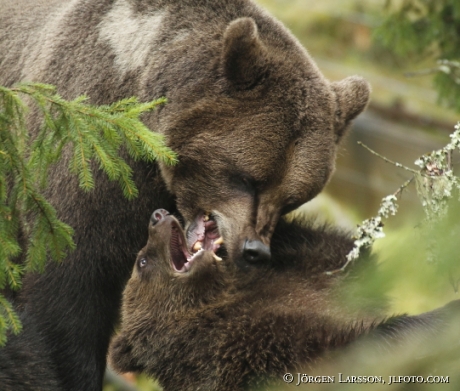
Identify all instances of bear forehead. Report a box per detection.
[168,78,336,156]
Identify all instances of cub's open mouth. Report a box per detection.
[170,216,222,273]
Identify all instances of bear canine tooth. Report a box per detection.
[214,237,224,245]
[192,241,202,252]
[203,214,210,222]
[212,254,222,262]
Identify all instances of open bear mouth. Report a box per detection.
[170,216,222,273]
[186,212,223,254]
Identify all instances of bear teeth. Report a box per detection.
[192,241,203,252]
[188,248,204,262]
[212,253,222,261]
[187,249,221,263]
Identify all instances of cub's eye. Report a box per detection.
[139,258,148,268]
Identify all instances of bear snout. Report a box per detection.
[242,239,271,264]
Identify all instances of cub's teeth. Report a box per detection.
[214,236,224,245]
[212,253,222,261]
[203,214,210,222]
[192,241,202,252]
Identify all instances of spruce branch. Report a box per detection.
[0,294,22,345]
[0,82,177,344]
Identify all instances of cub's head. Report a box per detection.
[124,209,228,312]
[159,17,370,268]
[110,209,228,374]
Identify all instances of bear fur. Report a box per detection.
[0,316,62,390]
[109,211,460,391]
[0,0,370,389]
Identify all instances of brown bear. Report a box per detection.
[0,0,370,389]
[109,210,460,391]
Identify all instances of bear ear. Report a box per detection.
[222,17,269,90]
[109,334,144,374]
[331,76,371,143]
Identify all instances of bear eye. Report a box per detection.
[237,174,256,192]
[139,258,148,268]
[241,176,252,187]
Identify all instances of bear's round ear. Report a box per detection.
[222,17,269,90]
[331,76,371,143]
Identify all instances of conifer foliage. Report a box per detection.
[0,83,177,345]
[375,0,460,112]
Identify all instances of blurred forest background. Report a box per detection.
[104,1,460,390]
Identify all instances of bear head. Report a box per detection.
[110,208,230,375]
[157,17,370,268]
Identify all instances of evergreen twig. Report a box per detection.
[0,82,177,344]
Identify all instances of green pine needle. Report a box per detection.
[0,82,177,344]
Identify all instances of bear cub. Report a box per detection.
[110,210,460,391]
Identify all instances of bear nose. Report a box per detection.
[151,209,169,225]
[242,239,271,263]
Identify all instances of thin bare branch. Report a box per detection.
[358,141,419,173]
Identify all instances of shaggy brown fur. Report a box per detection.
[110,212,460,391]
[0,1,370,389]
[0,0,371,263]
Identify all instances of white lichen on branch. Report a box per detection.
[327,194,399,275]
[414,123,460,221]
[329,123,460,275]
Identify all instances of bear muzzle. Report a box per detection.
[242,239,271,263]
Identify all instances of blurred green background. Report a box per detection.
[104,1,460,390]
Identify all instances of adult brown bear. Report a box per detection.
[0,0,370,389]
[110,210,460,391]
